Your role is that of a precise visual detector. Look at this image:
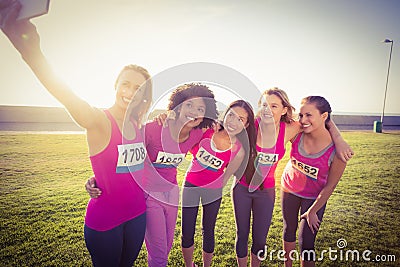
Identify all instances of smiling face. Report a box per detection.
[167,83,217,130]
[115,69,147,110]
[176,97,206,128]
[299,102,328,133]
[259,94,288,124]
[223,106,249,137]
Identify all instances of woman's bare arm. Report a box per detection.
[1,2,104,130]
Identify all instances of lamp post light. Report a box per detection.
[378,38,394,133]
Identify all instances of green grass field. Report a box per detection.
[1,132,399,266]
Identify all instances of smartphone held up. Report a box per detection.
[17,0,50,20]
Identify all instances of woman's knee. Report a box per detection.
[181,234,194,249]
[283,222,297,242]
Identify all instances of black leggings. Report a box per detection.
[181,181,222,253]
[281,191,326,261]
[84,212,146,267]
[233,183,275,258]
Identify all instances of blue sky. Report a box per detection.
[0,0,399,115]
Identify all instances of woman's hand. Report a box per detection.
[300,210,320,234]
[85,176,102,199]
[0,0,16,27]
[153,110,176,127]
[212,120,222,132]
[1,0,106,131]
[0,0,41,59]
[335,140,354,163]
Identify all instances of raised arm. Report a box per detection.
[1,1,103,130]
[326,120,354,162]
[284,120,302,144]
[286,119,354,162]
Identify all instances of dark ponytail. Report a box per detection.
[301,96,332,129]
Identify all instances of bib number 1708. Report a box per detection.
[116,143,146,173]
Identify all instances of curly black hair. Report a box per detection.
[167,83,218,129]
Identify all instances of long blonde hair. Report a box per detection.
[257,87,295,123]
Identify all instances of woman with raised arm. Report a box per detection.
[86,83,219,266]
[1,2,152,266]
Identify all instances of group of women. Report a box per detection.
[1,2,353,267]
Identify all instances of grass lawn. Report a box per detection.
[0,131,399,266]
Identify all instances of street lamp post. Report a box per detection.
[378,38,394,132]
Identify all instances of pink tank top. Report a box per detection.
[281,133,335,199]
[240,119,286,189]
[143,121,203,192]
[185,129,242,188]
[85,110,146,231]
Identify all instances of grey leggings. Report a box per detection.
[232,183,275,258]
[281,191,326,261]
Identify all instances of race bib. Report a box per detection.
[153,151,185,168]
[196,146,224,172]
[257,152,279,166]
[291,157,319,180]
[116,143,146,173]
